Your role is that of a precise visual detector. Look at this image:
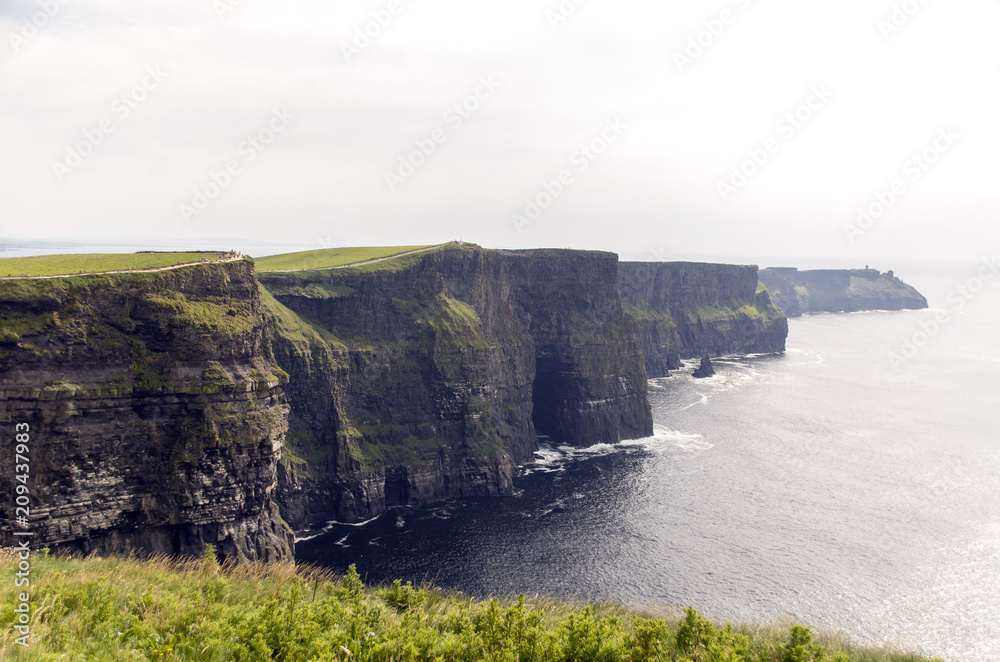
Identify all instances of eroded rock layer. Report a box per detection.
[259,246,652,529]
[0,260,293,561]
[619,262,788,377]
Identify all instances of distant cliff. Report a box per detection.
[758,268,928,317]
[259,245,651,530]
[0,260,293,562]
[619,262,788,377]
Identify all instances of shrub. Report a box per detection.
[378,579,427,613]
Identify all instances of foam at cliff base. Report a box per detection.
[293,513,383,542]
[620,425,713,453]
[522,427,712,474]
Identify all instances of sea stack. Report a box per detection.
[692,355,715,378]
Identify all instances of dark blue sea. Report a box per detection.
[293,263,998,661]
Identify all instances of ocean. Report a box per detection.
[297,263,1000,662]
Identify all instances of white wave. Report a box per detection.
[785,347,825,365]
[619,426,713,453]
[680,393,710,410]
[294,520,337,543]
[522,444,569,475]
[731,351,777,360]
[294,531,327,543]
[558,442,617,456]
[293,512,383,542]
[330,513,383,527]
[533,446,564,463]
[519,428,712,477]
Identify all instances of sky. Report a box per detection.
[0,0,998,263]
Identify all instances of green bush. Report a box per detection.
[675,607,752,661]
[0,554,942,662]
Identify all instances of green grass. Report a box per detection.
[0,252,226,277]
[623,301,676,326]
[422,295,489,351]
[254,245,442,272]
[681,299,785,325]
[258,287,347,352]
[143,291,259,337]
[349,426,447,471]
[0,551,940,661]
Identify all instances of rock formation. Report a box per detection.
[692,355,715,378]
[758,268,927,317]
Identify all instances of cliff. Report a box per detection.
[0,260,294,562]
[1,246,798,557]
[258,244,652,529]
[619,262,788,377]
[758,268,928,317]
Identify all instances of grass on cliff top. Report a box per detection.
[0,252,226,277]
[0,550,940,662]
[253,244,445,272]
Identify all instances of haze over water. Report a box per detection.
[298,266,1000,662]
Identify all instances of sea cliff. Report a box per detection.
[0,260,293,562]
[259,245,652,530]
[0,245,792,558]
[619,262,787,377]
[758,267,928,317]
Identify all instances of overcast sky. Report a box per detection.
[0,0,997,262]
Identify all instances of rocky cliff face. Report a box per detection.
[619,262,788,377]
[259,245,652,529]
[0,261,293,562]
[758,268,928,317]
[1,247,797,557]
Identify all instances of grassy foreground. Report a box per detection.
[0,550,939,662]
[0,252,227,277]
